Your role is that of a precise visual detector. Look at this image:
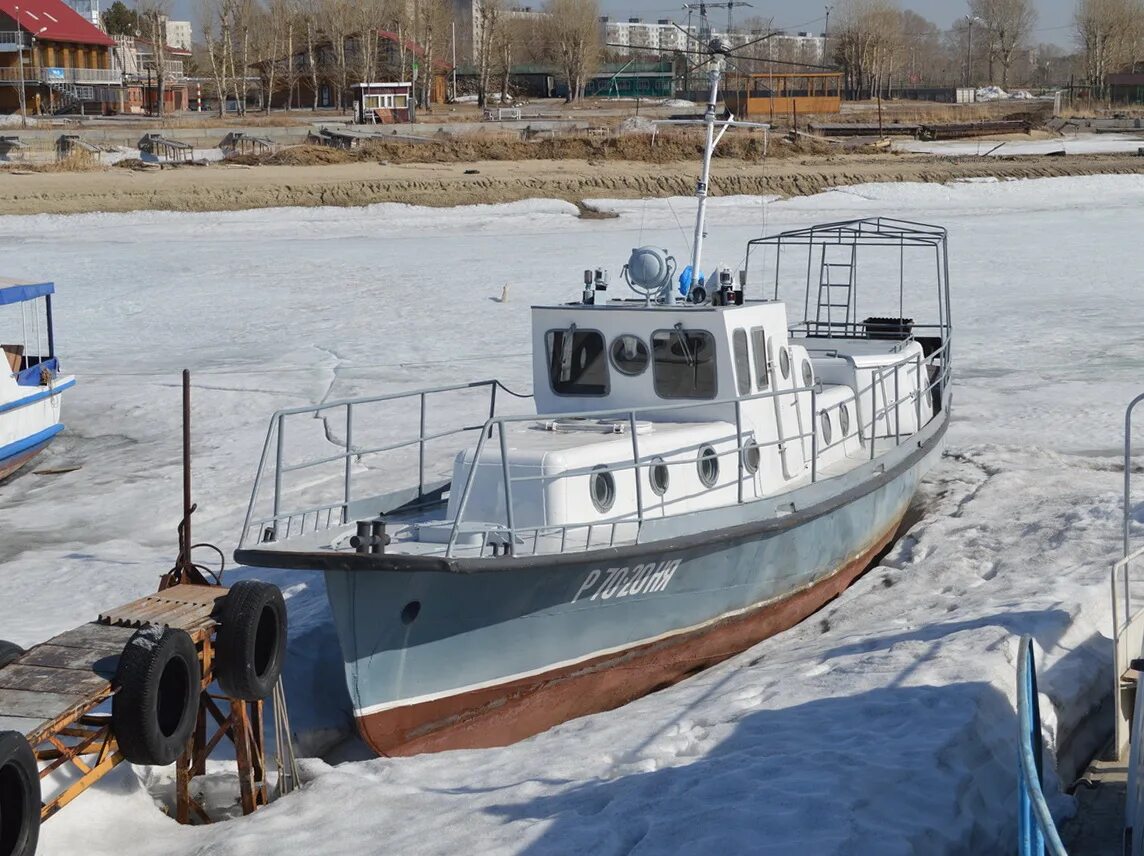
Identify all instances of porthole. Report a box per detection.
[610,334,650,377]
[742,440,761,474]
[839,404,851,435]
[698,446,719,487]
[590,466,616,513]
[802,360,814,388]
[778,347,791,380]
[649,458,669,496]
[821,412,833,446]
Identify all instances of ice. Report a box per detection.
[899,133,1144,157]
[1,174,1141,853]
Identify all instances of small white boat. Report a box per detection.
[0,279,74,482]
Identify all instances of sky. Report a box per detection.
[598,0,1078,47]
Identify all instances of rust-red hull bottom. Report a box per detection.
[0,446,44,483]
[358,515,904,757]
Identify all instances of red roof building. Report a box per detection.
[0,0,120,115]
[0,0,113,46]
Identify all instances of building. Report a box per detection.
[583,60,674,98]
[112,34,190,113]
[453,1,546,63]
[352,81,413,123]
[164,19,191,51]
[601,17,826,66]
[600,17,691,56]
[0,0,119,115]
[61,0,98,26]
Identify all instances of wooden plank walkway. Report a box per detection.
[0,584,228,744]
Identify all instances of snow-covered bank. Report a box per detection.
[1,175,1142,853]
[897,132,1144,157]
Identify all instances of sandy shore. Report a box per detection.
[2,152,1144,215]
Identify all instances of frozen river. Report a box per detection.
[2,175,1143,853]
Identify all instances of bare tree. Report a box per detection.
[251,0,285,112]
[199,0,231,116]
[1076,0,1143,98]
[969,0,1037,87]
[413,0,453,111]
[137,0,170,115]
[543,0,600,102]
[833,0,903,100]
[475,0,501,107]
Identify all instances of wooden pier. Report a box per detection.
[0,579,285,853]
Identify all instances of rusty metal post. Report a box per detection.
[251,700,268,808]
[233,699,258,816]
[176,738,192,824]
[182,368,191,571]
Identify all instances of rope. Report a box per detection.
[272,676,301,798]
[665,197,694,256]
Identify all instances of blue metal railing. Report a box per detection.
[1017,635,1067,856]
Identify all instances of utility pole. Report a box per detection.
[15,4,26,128]
[964,15,978,89]
[824,4,833,65]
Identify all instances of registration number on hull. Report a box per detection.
[571,559,681,604]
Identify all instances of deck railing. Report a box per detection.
[1114,392,1144,757]
[240,336,952,558]
[0,66,122,85]
[1016,636,1068,856]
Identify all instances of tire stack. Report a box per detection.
[0,581,287,855]
[0,579,288,851]
[112,580,288,766]
[0,641,38,856]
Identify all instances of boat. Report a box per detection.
[0,279,73,482]
[234,41,954,756]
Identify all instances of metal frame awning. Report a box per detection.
[0,281,54,306]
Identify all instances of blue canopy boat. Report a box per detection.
[0,280,74,482]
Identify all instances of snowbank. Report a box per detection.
[0,175,1140,854]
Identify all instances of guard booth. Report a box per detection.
[352,82,415,124]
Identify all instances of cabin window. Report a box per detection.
[649,457,669,495]
[590,466,616,513]
[751,327,769,390]
[802,360,814,389]
[651,328,717,400]
[742,439,760,474]
[610,334,650,377]
[698,445,719,487]
[546,328,609,396]
[839,404,851,435]
[821,412,833,446]
[732,329,750,397]
[778,347,791,380]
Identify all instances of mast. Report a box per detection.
[689,60,723,296]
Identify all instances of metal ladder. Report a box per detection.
[47,80,86,114]
[815,243,857,335]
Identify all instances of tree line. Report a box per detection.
[832,0,1144,99]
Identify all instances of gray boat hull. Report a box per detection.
[275,411,949,755]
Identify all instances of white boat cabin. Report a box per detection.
[431,294,934,547]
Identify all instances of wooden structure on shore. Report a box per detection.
[0,582,270,825]
[725,72,843,119]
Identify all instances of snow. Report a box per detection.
[898,132,1144,157]
[1,174,1142,853]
